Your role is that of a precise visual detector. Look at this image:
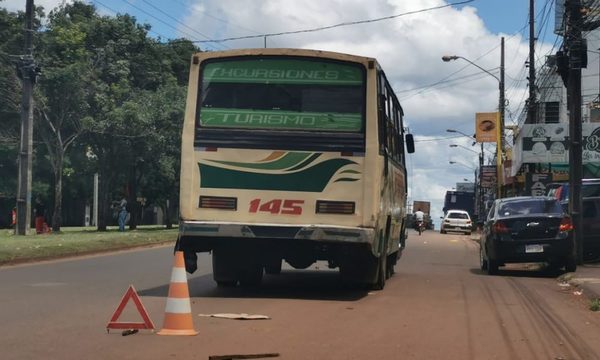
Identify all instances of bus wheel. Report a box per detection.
[212,249,238,286]
[373,254,387,290]
[264,259,282,275]
[386,253,396,278]
[239,263,263,287]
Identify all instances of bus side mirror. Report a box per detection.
[405,133,415,153]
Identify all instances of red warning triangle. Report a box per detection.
[106,285,155,331]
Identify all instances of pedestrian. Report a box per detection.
[34,198,46,234]
[11,207,16,229]
[118,197,128,232]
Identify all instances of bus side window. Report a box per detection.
[394,121,402,164]
[378,92,387,153]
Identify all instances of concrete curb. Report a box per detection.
[564,265,600,301]
[567,277,600,300]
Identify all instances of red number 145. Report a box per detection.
[249,199,304,215]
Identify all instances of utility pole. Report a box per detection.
[16,0,35,235]
[527,0,537,124]
[496,37,505,199]
[566,0,584,264]
[479,143,484,222]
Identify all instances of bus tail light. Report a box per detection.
[316,201,355,215]
[199,196,237,210]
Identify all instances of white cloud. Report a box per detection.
[2,0,69,13]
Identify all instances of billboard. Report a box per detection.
[475,112,498,143]
[456,182,475,192]
[519,123,600,164]
[480,165,497,188]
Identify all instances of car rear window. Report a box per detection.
[448,213,469,219]
[582,183,600,197]
[498,199,563,217]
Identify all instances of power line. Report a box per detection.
[116,0,225,50]
[396,69,498,94]
[189,0,475,43]
[90,0,172,41]
[139,0,229,50]
[413,135,464,142]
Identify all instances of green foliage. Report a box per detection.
[591,299,600,312]
[1,1,199,228]
[0,226,177,264]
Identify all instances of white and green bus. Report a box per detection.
[176,48,414,289]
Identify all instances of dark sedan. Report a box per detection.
[480,196,576,275]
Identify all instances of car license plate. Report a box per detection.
[525,244,544,253]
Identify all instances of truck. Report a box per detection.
[443,191,475,220]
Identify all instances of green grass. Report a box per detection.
[0,226,178,265]
[591,299,600,312]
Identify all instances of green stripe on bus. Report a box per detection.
[209,152,314,171]
[200,108,362,132]
[334,178,360,183]
[286,153,322,172]
[203,59,363,85]
[198,158,357,192]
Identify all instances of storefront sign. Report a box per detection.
[519,124,600,164]
[525,173,552,196]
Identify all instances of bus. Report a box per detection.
[176,48,414,289]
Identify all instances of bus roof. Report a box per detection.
[191,48,377,67]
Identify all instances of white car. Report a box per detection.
[440,210,472,235]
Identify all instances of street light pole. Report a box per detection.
[449,161,476,171]
[448,130,486,222]
[442,37,505,199]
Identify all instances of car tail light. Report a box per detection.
[316,200,355,215]
[199,196,237,210]
[493,221,510,234]
[559,217,573,232]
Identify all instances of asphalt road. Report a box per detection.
[1,230,599,359]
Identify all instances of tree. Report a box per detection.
[35,4,95,231]
[0,8,21,200]
[134,82,187,228]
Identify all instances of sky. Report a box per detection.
[2,0,562,227]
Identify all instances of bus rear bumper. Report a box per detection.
[178,221,375,247]
[177,221,399,276]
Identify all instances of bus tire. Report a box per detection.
[339,248,377,287]
[265,259,282,275]
[212,248,238,286]
[386,252,396,278]
[373,253,387,290]
[239,263,263,287]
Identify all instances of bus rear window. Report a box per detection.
[198,58,365,132]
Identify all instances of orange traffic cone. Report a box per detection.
[157,251,198,336]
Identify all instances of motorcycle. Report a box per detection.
[415,220,425,235]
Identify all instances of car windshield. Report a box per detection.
[498,199,562,217]
[448,213,469,219]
